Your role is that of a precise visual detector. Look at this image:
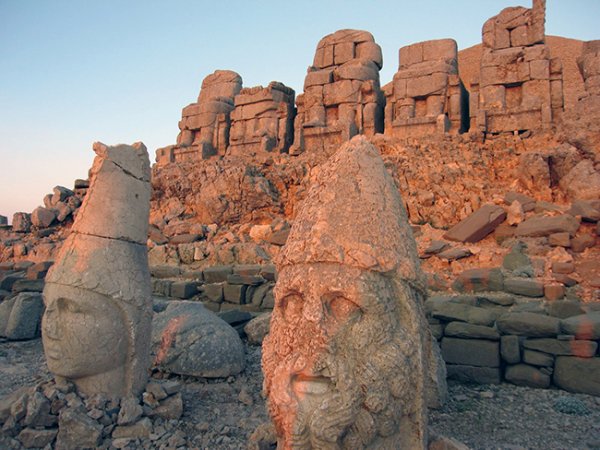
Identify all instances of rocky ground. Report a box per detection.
[1,338,598,450]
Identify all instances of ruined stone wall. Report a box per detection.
[291,29,385,155]
[471,0,564,134]
[228,82,295,157]
[156,70,242,165]
[384,39,468,138]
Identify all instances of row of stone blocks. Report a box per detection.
[428,293,600,396]
[150,264,276,313]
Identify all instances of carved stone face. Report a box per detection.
[42,285,128,379]
[262,262,420,448]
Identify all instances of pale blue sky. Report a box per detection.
[1,0,598,221]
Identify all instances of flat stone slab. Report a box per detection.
[523,338,598,357]
[432,302,499,326]
[503,278,544,297]
[441,337,500,367]
[444,322,500,340]
[443,204,507,243]
[561,312,600,340]
[515,214,580,237]
[554,356,600,396]
[505,364,551,388]
[452,268,504,292]
[496,312,560,337]
[446,364,501,384]
[523,349,554,367]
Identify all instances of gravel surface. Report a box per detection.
[0,338,598,449]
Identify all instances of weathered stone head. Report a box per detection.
[42,142,152,399]
[262,136,441,449]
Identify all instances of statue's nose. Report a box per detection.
[302,297,323,323]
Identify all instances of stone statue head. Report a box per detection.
[262,136,437,448]
[42,142,152,399]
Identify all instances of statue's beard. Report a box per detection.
[263,314,419,449]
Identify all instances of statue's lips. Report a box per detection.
[292,374,331,396]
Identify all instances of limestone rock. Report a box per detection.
[31,206,56,228]
[505,364,551,388]
[523,338,597,357]
[554,356,600,396]
[559,160,600,200]
[568,199,600,222]
[12,213,31,233]
[500,335,521,364]
[445,365,501,385]
[443,204,506,243]
[503,278,544,297]
[441,338,500,367]
[18,428,58,448]
[515,214,580,237]
[452,268,504,292]
[56,407,102,449]
[561,312,600,339]
[496,312,560,337]
[444,322,500,340]
[243,312,272,345]
[152,301,245,378]
[0,292,44,340]
[43,142,153,399]
[432,302,498,326]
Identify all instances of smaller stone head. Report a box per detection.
[42,142,152,399]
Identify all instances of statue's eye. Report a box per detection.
[280,294,303,322]
[327,296,361,322]
[57,298,83,314]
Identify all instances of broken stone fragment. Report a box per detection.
[443,204,506,243]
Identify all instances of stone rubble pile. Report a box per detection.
[0,378,184,450]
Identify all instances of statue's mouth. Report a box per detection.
[291,373,332,397]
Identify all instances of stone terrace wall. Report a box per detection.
[470,0,564,134]
[384,39,468,138]
[428,292,599,396]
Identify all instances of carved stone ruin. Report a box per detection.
[263,136,444,449]
[290,29,384,155]
[384,39,468,138]
[156,70,242,165]
[576,40,600,111]
[228,81,296,156]
[42,142,153,399]
[470,0,563,134]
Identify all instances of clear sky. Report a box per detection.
[1,0,598,222]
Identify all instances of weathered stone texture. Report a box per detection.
[384,39,468,138]
[42,142,153,399]
[291,30,384,155]
[472,0,564,133]
[228,82,295,156]
[156,70,242,164]
[262,137,440,449]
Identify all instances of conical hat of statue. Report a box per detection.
[278,135,424,288]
